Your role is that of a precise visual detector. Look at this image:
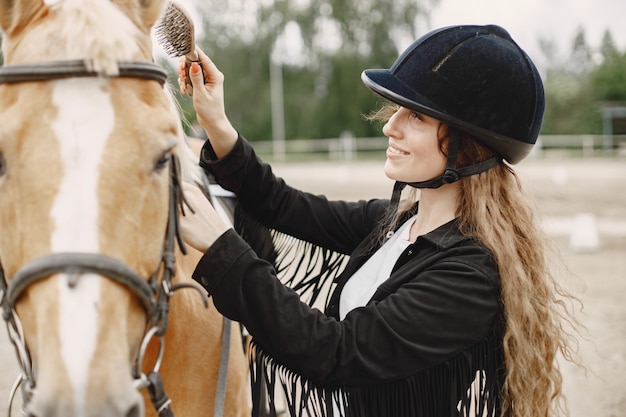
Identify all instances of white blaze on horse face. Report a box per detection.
[50,78,114,414]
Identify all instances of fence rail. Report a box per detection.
[250,134,626,161]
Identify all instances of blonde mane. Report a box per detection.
[161,83,206,185]
[9,0,160,73]
[52,0,204,183]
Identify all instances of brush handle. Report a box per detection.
[184,50,203,97]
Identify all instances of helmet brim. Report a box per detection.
[361,69,534,164]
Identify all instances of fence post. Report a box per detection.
[339,131,355,160]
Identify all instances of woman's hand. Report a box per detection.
[178,47,238,158]
[180,182,230,253]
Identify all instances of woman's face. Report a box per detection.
[382,106,446,184]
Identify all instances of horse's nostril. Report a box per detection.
[126,403,141,417]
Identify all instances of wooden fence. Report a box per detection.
[250,134,626,161]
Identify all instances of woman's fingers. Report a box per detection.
[180,183,229,252]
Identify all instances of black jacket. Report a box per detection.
[192,136,505,417]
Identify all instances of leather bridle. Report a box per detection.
[0,59,169,85]
[0,59,205,417]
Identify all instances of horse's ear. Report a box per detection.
[139,0,168,29]
[0,0,45,36]
[113,0,167,32]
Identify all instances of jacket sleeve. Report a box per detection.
[193,229,501,387]
[198,135,388,255]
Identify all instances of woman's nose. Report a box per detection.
[382,111,402,139]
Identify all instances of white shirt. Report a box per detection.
[339,215,416,320]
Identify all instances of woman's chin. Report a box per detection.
[384,160,410,183]
[383,161,396,181]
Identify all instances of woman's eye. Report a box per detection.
[410,112,423,121]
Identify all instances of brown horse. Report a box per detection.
[0,1,249,416]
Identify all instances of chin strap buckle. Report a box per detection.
[442,168,460,184]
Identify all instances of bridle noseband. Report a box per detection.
[0,59,204,417]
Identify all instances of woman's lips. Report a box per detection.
[387,143,409,157]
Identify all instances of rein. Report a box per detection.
[0,59,209,417]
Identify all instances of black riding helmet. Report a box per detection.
[362,24,545,189]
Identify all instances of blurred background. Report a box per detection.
[1,0,625,416]
[4,0,622,160]
[151,0,626,162]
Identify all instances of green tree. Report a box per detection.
[600,29,619,61]
[591,34,626,102]
[540,27,602,134]
[568,26,594,75]
[541,70,599,134]
[178,0,438,142]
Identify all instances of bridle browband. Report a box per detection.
[0,59,203,417]
[0,59,168,85]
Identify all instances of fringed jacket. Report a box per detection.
[192,136,506,417]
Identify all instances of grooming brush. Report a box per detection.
[154,1,202,95]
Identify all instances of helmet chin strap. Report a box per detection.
[387,129,500,222]
[405,129,499,190]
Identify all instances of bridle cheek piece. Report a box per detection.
[0,59,206,417]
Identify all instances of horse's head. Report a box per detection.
[0,1,196,416]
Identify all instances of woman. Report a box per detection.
[179,25,579,417]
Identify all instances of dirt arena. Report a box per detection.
[1,155,625,416]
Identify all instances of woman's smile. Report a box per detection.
[386,143,409,157]
[382,107,446,183]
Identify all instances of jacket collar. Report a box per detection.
[398,203,466,250]
[419,218,467,249]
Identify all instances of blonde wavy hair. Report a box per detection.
[369,104,582,417]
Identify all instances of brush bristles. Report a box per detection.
[154,1,195,58]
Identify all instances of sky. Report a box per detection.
[428,0,626,67]
[174,0,626,71]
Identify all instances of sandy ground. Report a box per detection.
[1,155,625,416]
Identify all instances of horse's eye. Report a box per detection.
[154,153,171,172]
[0,153,6,177]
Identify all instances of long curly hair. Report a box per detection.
[368,104,582,417]
[455,135,582,417]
